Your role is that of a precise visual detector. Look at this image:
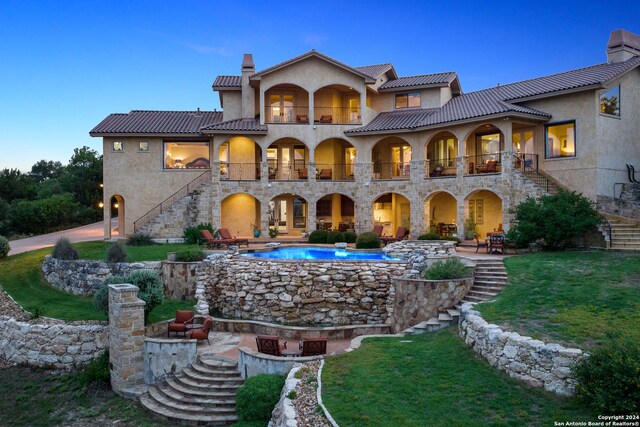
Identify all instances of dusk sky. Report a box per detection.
[1,0,639,171]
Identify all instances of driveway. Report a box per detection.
[7,221,108,256]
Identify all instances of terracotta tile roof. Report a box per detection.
[90,110,222,136]
[379,72,458,91]
[212,75,242,89]
[354,63,395,78]
[200,118,267,134]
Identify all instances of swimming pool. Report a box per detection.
[240,246,399,261]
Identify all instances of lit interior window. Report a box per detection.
[164,142,210,169]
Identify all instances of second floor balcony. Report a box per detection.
[264,106,362,125]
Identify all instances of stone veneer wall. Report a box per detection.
[194,241,458,325]
[0,317,108,369]
[458,303,583,396]
[597,194,640,221]
[161,261,199,300]
[42,256,161,295]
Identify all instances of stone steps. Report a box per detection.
[140,355,243,426]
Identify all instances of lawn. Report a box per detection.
[74,241,203,261]
[477,251,640,349]
[322,328,594,427]
[0,244,195,321]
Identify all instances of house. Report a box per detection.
[90,29,640,241]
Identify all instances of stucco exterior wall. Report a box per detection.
[222,92,242,121]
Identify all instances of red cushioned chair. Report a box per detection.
[188,316,213,344]
[167,310,194,337]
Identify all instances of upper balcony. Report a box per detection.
[263,84,362,125]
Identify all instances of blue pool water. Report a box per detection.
[240,247,399,261]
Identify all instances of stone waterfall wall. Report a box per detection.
[458,303,583,396]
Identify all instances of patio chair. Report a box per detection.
[297,168,308,179]
[473,233,488,253]
[318,169,332,180]
[296,114,309,124]
[372,225,383,237]
[188,316,213,344]
[319,115,332,124]
[300,337,327,356]
[489,233,505,254]
[255,335,287,357]
[218,228,249,247]
[381,226,408,245]
[167,310,194,337]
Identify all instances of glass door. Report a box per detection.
[277,200,288,233]
[392,145,412,177]
[280,146,291,180]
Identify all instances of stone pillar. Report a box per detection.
[410,159,423,182]
[308,162,317,183]
[260,199,270,237]
[108,284,146,398]
[307,199,317,232]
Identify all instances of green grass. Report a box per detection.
[477,251,640,349]
[74,241,202,262]
[322,328,594,427]
[0,245,196,322]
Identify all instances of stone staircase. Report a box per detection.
[140,355,243,426]
[607,217,640,251]
[405,259,508,335]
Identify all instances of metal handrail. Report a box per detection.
[133,169,212,233]
[372,162,411,179]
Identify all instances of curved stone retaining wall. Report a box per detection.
[42,256,162,295]
[0,316,108,369]
[383,240,457,276]
[238,347,322,379]
[458,303,583,396]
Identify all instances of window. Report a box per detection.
[164,142,210,169]
[476,133,501,163]
[138,141,149,152]
[432,137,456,166]
[600,85,620,116]
[113,141,124,151]
[395,92,420,109]
[545,121,576,159]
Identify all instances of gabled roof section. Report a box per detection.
[250,50,376,84]
[345,109,438,134]
[492,56,640,102]
[354,63,397,79]
[89,110,222,136]
[378,72,458,91]
[200,118,267,134]
[212,75,242,90]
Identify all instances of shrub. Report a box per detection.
[355,232,381,249]
[0,235,9,259]
[106,242,128,263]
[423,258,472,280]
[236,374,285,422]
[75,350,110,386]
[574,336,640,414]
[309,229,328,244]
[52,237,79,260]
[126,233,155,246]
[343,231,357,243]
[326,231,346,244]
[96,271,163,322]
[268,226,279,238]
[175,249,206,262]
[508,190,602,250]
[417,232,441,240]
[183,223,214,245]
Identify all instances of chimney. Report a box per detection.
[607,29,640,63]
[241,54,256,119]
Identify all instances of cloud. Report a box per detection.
[301,32,328,46]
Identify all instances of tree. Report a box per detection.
[59,146,103,207]
[0,168,37,202]
[30,160,64,183]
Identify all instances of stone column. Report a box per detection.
[108,284,147,399]
[307,199,317,233]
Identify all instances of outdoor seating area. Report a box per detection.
[200,228,249,248]
[167,310,213,344]
[255,335,328,357]
[381,226,409,245]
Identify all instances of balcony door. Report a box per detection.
[392,145,412,178]
[267,144,306,179]
[270,94,294,123]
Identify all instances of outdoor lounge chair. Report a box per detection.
[188,316,213,344]
[218,228,249,247]
[168,310,194,337]
[300,337,327,356]
[372,225,383,237]
[255,335,287,356]
[200,229,234,248]
[381,226,408,245]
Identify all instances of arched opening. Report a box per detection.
[372,193,410,237]
[315,193,355,231]
[269,194,308,236]
[464,190,503,238]
[314,138,356,181]
[313,84,361,124]
[372,137,412,180]
[108,194,125,238]
[424,192,458,236]
[219,137,262,181]
[221,194,261,238]
[264,84,309,124]
[425,132,458,178]
[267,138,309,181]
[464,124,504,175]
